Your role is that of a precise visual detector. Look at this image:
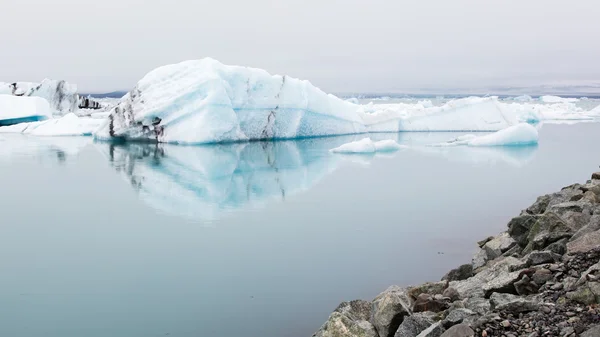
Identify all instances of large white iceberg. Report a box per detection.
[94,59,522,144]
[0,79,79,114]
[433,123,539,147]
[0,95,51,126]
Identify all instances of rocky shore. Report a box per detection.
[313,172,600,337]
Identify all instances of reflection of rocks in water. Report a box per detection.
[98,139,344,221]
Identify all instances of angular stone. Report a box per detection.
[581,324,600,337]
[489,293,540,313]
[482,271,521,297]
[587,282,600,302]
[472,249,488,271]
[567,230,600,254]
[525,250,561,265]
[372,286,412,337]
[415,322,444,337]
[570,215,600,242]
[592,172,600,180]
[408,282,448,298]
[442,264,473,282]
[394,312,436,337]
[462,297,490,316]
[548,201,594,231]
[545,238,568,255]
[441,309,477,329]
[514,275,540,296]
[507,214,539,247]
[566,286,596,305]
[523,212,573,253]
[413,294,449,313]
[439,324,475,337]
[452,257,525,299]
[477,236,494,248]
[313,300,378,337]
[531,269,553,285]
[525,195,551,215]
[484,233,516,260]
[442,287,460,302]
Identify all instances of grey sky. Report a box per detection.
[1,0,599,93]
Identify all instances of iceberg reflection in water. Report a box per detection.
[93,132,537,221]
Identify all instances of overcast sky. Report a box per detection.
[1,0,599,93]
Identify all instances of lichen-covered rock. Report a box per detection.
[462,297,490,316]
[489,293,540,313]
[525,250,561,265]
[439,324,474,337]
[442,265,473,282]
[548,201,595,231]
[313,300,378,337]
[372,286,413,337]
[523,212,573,253]
[471,249,488,271]
[452,257,525,298]
[507,214,540,248]
[394,312,436,337]
[566,286,596,305]
[581,324,600,337]
[524,195,551,215]
[408,282,448,299]
[482,270,521,297]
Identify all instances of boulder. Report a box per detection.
[514,274,540,296]
[413,293,449,313]
[313,300,378,337]
[489,293,540,313]
[442,287,460,302]
[570,214,600,242]
[524,195,551,215]
[507,214,539,247]
[525,250,561,265]
[523,212,573,253]
[531,268,553,285]
[587,282,600,302]
[544,238,568,255]
[442,265,473,282]
[567,230,600,254]
[483,233,516,260]
[477,236,494,248]
[408,282,448,298]
[462,297,491,316]
[592,172,600,180]
[482,270,521,297]
[415,322,444,337]
[372,286,413,337]
[452,257,525,299]
[441,309,477,329]
[439,324,474,337]
[566,286,596,305]
[394,312,436,337]
[548,201,594,231]
[581,324,600,337]
[471,249,488,271]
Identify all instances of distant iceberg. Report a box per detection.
[330,138,404,154]
[0,80,79,114]
[432,123,539,147]
[94,59,522,144]
[0,95,51,126]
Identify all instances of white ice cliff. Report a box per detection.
[0,79,80,114]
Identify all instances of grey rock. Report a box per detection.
[567,230,600,254]
[439,324,474,337]
[482,270,521,297]
[548,201,594,231]
[581,324,600,337]
[523,212,573,253]
[394,312,436,337]
[525,250,561,265]
[462,297,490,316]
[586,282,600,302]
[483,233,516,260]
[442,265,473,282]
[372,286,412,337]
[413,293,448,313]
[592,172,600,180]
[525,195,551,215]
[477,236,494,248]
[531,269,553,285]
[570,214,600,242]
[313,300,378,337]
[471,249,488,271]
[441,309,477,329]
[514,274,540,295]
[545,238,568,255]
[577,262,600,286]
[566,286,596,305]
[442,287,460,302]
[415,322,444,337]
[507,214,539,247]
[452,257,525,298]
[489,292,540,313]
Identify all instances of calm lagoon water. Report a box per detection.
[1,123,600,337]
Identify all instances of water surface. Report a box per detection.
[1,123,599,337]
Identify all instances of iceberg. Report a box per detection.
[433,123,539,147]
[330,138,404,154]
[0,95,51,126]
[0,79,79,114]
[94,59,521,144]
[0,113,104,136]
[539,95,579,103]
